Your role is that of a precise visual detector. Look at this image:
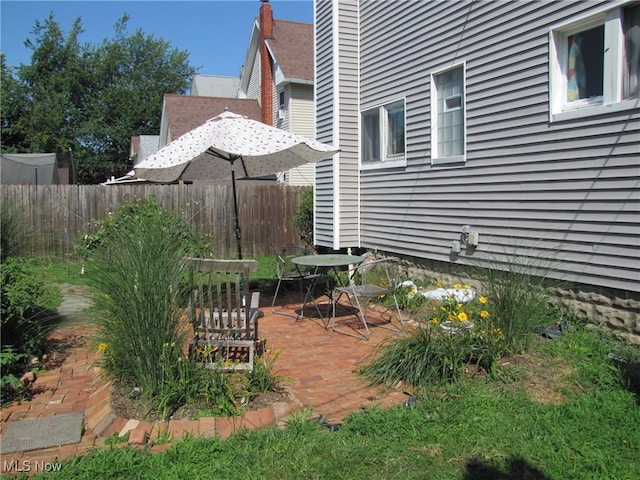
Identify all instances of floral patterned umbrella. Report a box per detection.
[134,110,337,183]
[134,110,338,258]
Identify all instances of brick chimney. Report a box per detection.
[260,0,274,125]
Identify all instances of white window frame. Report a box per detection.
[549,1,639,122]
[360,98,407,170]
[430,63,467,165]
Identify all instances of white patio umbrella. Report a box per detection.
[134,110,338,259]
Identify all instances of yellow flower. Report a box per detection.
[464,285,471,289]
[440,306,447,312]
[430,317,440,325]
[480,310,489,318]
[454,283,462,290]
[98,343,108,352]
[456,303,464,310]
[457,312,468,321]
[479,296,488,304]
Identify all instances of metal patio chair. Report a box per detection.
[331,256,404,339]
[271,245,322,317]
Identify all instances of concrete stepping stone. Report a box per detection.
[0,413,84,454]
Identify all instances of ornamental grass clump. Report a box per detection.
[476,247,560,354]
[87,208,191,399]
[363,284,508,387]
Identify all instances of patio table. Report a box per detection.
[291,254,364,328]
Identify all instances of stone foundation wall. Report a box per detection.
[401,256,640,345]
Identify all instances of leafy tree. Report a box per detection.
[14,16,87,158]
[0,54,29,152]
[0,13,195,184]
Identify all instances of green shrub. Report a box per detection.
[74,196,213,263]
[0,347,31,403]
[1,256,60,404]
[293,187,314,244]
[0,257,59,353]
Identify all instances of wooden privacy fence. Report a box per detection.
[0,183,309,259]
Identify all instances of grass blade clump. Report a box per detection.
[87,207,190,398]
[476,244,562,354]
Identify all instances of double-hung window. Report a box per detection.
[430,64,466,165]
[361,99,406,168]
[549,1,639,121]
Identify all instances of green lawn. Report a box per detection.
[29,331,640,479]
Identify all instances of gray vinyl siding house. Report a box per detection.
[314,0,640,339]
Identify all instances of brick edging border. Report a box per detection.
[84,368,303,447]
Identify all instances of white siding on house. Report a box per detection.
[315,0,360,249]
[317,0,640,292]
[286,85,316,186]
[290,85,315,137]
[315,0,338,247]
[247,53,262,101]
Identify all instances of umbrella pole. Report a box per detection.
[230,164,242,260]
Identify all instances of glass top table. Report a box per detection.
[291,254,364,269]
[290,254,364,326]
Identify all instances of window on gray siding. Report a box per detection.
[431,64,466,164]
[361,99,406,168]
[362,109,381,163]
[550,1,639,121]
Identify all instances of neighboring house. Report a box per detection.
[314,1,640,340]
[156,95,261,147]
[0,153,61,185]
[237,0,316,186]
